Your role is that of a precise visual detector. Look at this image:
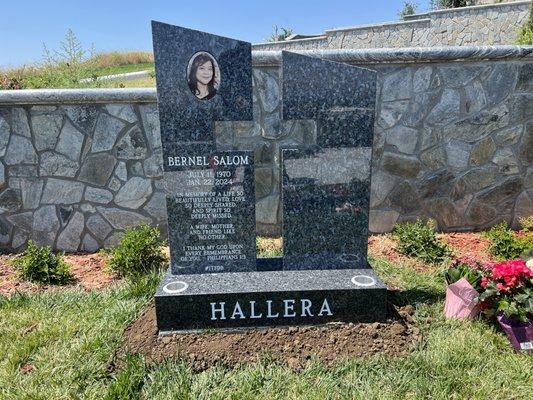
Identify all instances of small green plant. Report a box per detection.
[392,219,452,265]
[517,2,533,45]
[398,1,418,19]
[108,225,167,278]
[444,256,484,291]
[484,222,533,261]
[11,241,73,284]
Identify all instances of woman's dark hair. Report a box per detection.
[188,53,217,100]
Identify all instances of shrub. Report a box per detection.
[518,215,533,232]
[517,2,533,45]
[484,222,533,261]
[11,241,73,284]
[108,225,167,278]
[392,219,452,265]
[267,25,294,42]
[430,0,468,10]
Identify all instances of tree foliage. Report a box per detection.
[398,2,418,19]
[431,0,469,9]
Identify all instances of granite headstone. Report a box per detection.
[153,22,387,332]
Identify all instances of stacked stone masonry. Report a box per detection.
[252,1,531,51]
[0,53,532,251]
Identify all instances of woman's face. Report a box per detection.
[195,60,213,85]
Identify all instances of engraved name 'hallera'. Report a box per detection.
[210,298,333,320]
[168,154,250,167]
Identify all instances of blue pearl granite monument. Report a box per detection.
[152,21,387,332]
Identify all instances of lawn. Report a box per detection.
[1,237,531,400]
[115,76,156,88]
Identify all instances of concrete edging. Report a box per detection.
[79,70,152,83]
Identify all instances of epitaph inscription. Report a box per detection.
[165,150,255,273]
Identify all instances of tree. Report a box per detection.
[42,29,93,66]
[398,1,418,19]
[431,0,469,9]
[267,25,294,42]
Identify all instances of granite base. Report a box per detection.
[155,259,387,332]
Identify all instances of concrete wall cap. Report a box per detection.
[0,45,531,104]
[323,18,431,34]
[407,0,531,19]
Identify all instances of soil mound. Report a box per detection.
[113,301,420,371]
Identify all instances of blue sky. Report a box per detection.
[1,0,432,69]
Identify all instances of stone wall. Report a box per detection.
[1,47,532,252]
[252,1,531,51]
[0,98,165,252]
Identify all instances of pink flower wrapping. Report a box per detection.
[444,278,480,319]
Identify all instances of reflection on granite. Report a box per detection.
[316,109,374,148]
[282,148,371,270]
[280,52,376,270]
[282,50,376,118]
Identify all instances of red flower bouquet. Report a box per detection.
[478,259,533,351]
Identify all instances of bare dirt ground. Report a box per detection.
[368,232,494,271]
[112,301,419,371]
[437,232,493,263]
[0,253,118,296]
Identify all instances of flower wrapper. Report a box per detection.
[497,314,533,352]
[444,278,479,319]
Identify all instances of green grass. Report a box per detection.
[1,254,531,399]
[112,77,156,88]
[0,274,158,400]
[257,237,283,258]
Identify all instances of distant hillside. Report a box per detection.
[1,51,155,90]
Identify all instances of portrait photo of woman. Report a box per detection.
[187,51,220,100]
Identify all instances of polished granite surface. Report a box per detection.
[280,52,377,270]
